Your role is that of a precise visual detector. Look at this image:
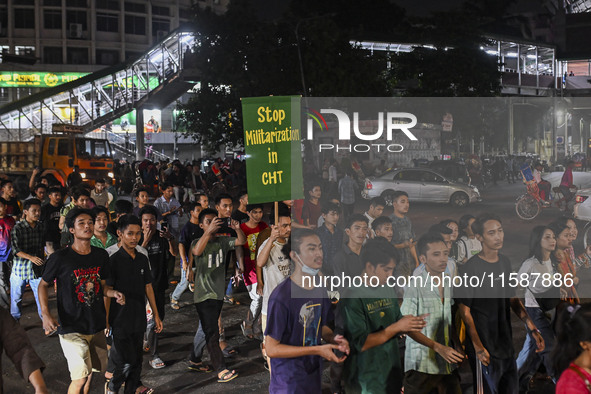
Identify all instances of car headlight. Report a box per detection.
[108,172,114,179]
[80,172,86,179]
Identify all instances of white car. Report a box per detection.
[573,188,591,248]
[574,189,591,221]
[362,168,481,208]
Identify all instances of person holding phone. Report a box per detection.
[139,206,178,370]
[265,229,349,392]
[187,208,246,383]
[154,182,182,238]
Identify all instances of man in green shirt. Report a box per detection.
[187,208,245,383]
[90,206,117,249]
[401,233,464,394]
[341,238,427,393]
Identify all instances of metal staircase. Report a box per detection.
[0,26,197,141]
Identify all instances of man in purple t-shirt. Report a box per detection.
[265,229,350,393]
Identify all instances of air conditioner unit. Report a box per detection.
[69,23,83,38]
[156,30,167,41]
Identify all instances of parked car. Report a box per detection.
[362,168,481,208]
[573,188,591,248]
[427,160,471,184]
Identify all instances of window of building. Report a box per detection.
[125,2,145,13]
[15,46,35,56]
[17,0,34,5]
[152,5,169,16]
[66,10,87,30]
[43,46,62,63]
[14,8,35,29]
[96,49,119,65]
[96,0,119,10]
[67,47,88,64]
[0,46,8,63]
[179,8,192,19]
[124,15,145,35]
[96,13,118,32]
[152,18,170,36]
[44,10,62,29]
[0,8,7,36]
[125,51,142,61]
[66,0,86,7]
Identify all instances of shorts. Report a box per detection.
[59,331,108,380]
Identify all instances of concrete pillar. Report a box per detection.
[136,108,145,160]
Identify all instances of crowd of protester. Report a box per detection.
[0,155,589,394]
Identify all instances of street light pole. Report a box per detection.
[295,21,307,98]
[294,14,336,98]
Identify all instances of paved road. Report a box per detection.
[4,180,580,393]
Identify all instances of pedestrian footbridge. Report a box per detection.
[0,26,198,151]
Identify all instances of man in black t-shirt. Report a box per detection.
[38,208,124,394]
[456,213,544,394]
[139,205,178,369]
[0,179,21,220]
[107,214,162,394]
[40,187,63,255]
[231,192,249,224]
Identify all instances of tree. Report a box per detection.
[178,1,394,153]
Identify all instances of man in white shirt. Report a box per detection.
[256,210,292,372]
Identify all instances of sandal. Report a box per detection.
[240,321,254,339]
[223,295,234,304]
[135,386,154,394]
[222,345,239,358]
[189,283,194,292]
[187,361,213,372]
[217,369,238,383]
[149,357,165,369]
[170,298,180,310]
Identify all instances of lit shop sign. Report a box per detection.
[0,72,88,87]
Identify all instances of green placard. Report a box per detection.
[242,96,304,204]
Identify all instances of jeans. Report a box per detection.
[244,284,262,328]
[10,274,42,320]
[516,307,556,390]
[225,280,233,298]
[466,342,518,394]
[145,293,165,360]
[171,268,189,301]
[195,300,225,372]
[109,331,144,394]
[189,322,206,363]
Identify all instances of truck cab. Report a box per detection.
[41,135,115,186]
